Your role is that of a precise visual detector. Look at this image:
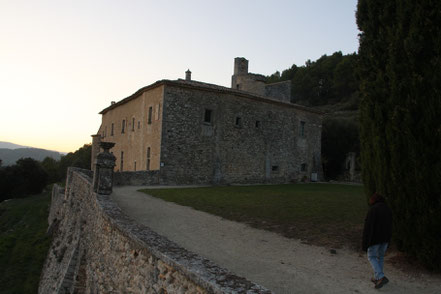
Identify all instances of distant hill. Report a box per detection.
[0,141,30,149]
[0,147,62,166]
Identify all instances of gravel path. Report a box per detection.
[111,186,441,294]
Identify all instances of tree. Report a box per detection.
[58,144,92,180]
[266,52,359,107]
[321,118,360,180]
[0,158,48,201]
[41,157,62,184]
[357,0,441,269]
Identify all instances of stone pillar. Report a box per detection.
[93,142,116,195]
[91,134,101,172]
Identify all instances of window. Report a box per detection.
[134,161,136,171]
[272,166,279,172]
[138,121,140,129]
[235,117,242,127]
[120,151,124,171]
[255,121,261,128]
[156,104,161,120]
[204,109,212,123]
[300,121,306,137]
[132,118,135,131]
[146,147,151,171]
[148,106,153,124]
[111,123,114,136]
[122,119,126,133]
[301,163,307,172]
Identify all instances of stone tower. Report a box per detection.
[231,57,249,89]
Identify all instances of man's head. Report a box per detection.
[369,192,385,205]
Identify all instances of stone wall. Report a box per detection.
[39,168,271,293]
[99,85,164,172]
[264,81,292,103]
[113,170,161,186]
[160,84,322,185]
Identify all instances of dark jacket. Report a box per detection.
[362,199,392,251]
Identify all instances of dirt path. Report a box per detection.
[111,186,441,294]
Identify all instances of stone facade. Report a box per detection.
[39,168,271,293]
[98,85,164,172]
[231,57,291,103]
[94,58,323,184]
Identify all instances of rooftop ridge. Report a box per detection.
[100,79,323,115]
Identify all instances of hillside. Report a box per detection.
[0,190,51,293]
[0,148,61,166]
[0,141,30,149]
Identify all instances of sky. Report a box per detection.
[0,0,359,153]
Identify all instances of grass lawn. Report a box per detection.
[140,183,368,249]
[0,190,51,294]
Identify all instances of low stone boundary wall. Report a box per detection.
[113,170,161,186]
[39,167,271,293]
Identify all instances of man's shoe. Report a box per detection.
[375,277,389,289]
[370,278,377,284]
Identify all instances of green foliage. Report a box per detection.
[322,118,360,180]
[0,190,51,294]
[0,158,48,201]
[0,144,91,201]
[357,0,441,270]
[41,157,61,184]
[266,52,359,107]
[58,144,92,181]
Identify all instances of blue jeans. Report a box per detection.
[367,242,388,280]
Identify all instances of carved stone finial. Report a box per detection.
[100,142,115,153]
[93,142,116,195]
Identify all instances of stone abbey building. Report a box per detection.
[93,58,323,184]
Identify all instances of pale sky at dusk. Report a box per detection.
[0,0,359,153]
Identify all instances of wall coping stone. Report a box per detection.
[51,168,273,293]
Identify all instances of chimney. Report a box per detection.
[185,69,192,81]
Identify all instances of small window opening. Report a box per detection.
[122,119,126,133]
[148,106,153,124]
[138,121,140,129]
[111,123,114,136]
[272,165,279,172]
[255,121,261,128]
[146,147,151,171]
[134,161,136,171]
[132,118,135,131]
[204,109,212,123]
[120,151,124,171]
[156,104,161,120]
[235,117,242,127]
[301,163,307,172]
[300,121,306,137]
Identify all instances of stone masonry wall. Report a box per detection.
[113,170,162,186]
[39,168,271,293]
[264,81,292,103]
[160,85,322,185]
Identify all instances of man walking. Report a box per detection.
[362,193,393,289]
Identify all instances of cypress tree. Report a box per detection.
[357,0,441,269]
